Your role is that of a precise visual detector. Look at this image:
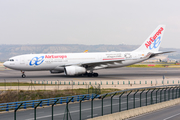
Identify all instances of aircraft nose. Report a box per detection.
[3,62,8,67]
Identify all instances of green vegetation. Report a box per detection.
[0,82,102,86]
[0,82,62,86]
[0,88,121,103]
[100,88,120,94]
[127,64,180,68]
[0,82,34,86]
[127,64,166,68]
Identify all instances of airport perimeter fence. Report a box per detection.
[31,79,180,85]
[0,93,98,111]
[1,79,180,91]
[1,84,180,120]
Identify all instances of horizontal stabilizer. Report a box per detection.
[149,51,175,58]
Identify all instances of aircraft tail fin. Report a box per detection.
[84,50,88,53]
[134,25,166,52]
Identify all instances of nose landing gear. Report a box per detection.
[21,71,26,78]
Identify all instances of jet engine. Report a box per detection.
[64,66,86,76]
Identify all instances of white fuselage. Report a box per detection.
[3,51,148,71]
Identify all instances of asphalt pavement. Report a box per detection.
[0,89,178,120]
[127,103,180,120]
[0,67,180,82]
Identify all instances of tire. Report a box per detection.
[78,74,83,77]
[87,73,93,77]
[93,73,98,77]
[83,72,88,76]
[22,74,26,78]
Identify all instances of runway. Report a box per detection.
[0,67,180,82]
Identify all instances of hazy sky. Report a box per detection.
[0,0,180,48]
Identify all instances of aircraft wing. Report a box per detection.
[60,53,155,68]
[81,58,126,66]
[60,58,126,68]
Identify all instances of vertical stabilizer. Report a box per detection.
[134,25,165,52]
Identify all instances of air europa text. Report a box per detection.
[145,27,164,48]
[45,55,67,59]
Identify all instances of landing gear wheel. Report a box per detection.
[83,72,88,76]
[22,74,26,78]
[87,73,93,77]
[21,71,26,78]
[93,73,98,77]
[78,74,83,77]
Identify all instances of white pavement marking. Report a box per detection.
[126,105,180,120]
[70,106,79,109]
[103,101,108,104]
[163,113,180,120]
[131,98,140,100]
[29,112,44,115]
[87,114,98,117]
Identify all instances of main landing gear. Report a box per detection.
[84,72,98,77]
[21,71,26,78]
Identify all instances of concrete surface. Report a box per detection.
[86,98,180,120]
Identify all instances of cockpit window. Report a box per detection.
[9,59,14,61]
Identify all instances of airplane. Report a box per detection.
[84,50,88,53]
[3,25,173,78]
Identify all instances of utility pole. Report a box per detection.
[163,75,165,86]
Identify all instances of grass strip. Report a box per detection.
[127,64,168,68]
[0,88,120,103]
[0,82,75,86]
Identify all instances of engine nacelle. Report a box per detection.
[64,66,86,76]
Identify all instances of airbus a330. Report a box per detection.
[3,25,173,78]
